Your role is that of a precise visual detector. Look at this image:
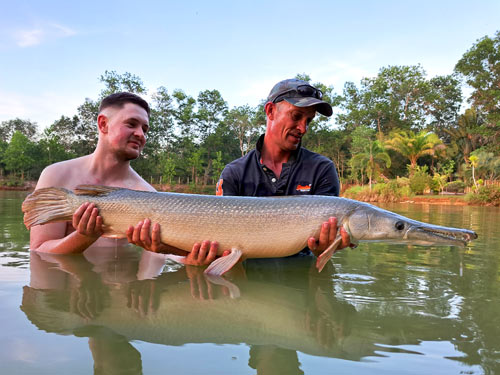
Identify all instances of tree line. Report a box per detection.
[1,31,499,195]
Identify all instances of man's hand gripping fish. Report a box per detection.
[22,185,478,276]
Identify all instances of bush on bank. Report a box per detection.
[445,181,466,194]
[465,185,500,206]
[344,180,413,202]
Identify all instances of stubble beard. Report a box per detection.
[115,147,141,162]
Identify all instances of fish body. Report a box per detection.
[22,185,477,275]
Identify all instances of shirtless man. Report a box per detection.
[30,92,217,265]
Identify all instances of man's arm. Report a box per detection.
[29,166,105,254]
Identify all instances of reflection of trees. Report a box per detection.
[0,192,30,260]
[332,204,500,374]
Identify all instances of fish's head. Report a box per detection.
[345,205,477,247]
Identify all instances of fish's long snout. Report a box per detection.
[409,225,478,246]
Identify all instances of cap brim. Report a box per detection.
[285,97,333,117]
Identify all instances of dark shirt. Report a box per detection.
[216,135,340,197]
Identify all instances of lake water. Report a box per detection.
[1,191,499,375]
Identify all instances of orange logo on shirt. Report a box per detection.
[216,179,224,196]
[296,184,311,192]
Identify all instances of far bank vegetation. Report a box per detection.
[1,32,500,205]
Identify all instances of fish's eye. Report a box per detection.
[395,221,405,231]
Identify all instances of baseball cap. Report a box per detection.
[266,78,333,117]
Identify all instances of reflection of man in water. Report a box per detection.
[22,246,230,374]
[22,245,355,375]
[244,256,355,374]
[23,249,145,374]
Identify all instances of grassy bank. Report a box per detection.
[343,182,500,206]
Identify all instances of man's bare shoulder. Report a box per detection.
[36,156,91,190]
[127,168,156,192]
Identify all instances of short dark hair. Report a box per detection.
[98,92,150,118]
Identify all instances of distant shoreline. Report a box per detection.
[1,181,477,206]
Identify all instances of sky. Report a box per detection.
[1,0,499,130]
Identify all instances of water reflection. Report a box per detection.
[21,243,490,374]
[21,248,361,374]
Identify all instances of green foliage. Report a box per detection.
[344,185,364,196]
[0,174,25,187]
[99,70,147,98]
[350,136,391,189]
[161,155,177,184]
[408,165,431,195]
[385,130,443,171]
[344,179,413,202]
[196,89,228,142]
[211,151,225,181]
[2,131,35,179]
[455,31,500,133]
[432,173,448,193]
[0,140,7,176]
[445,180,466,194]
[465,185,500,206]
[0,118,38,143]
[225,105,262,157]
[469,148,500,181]
[74,99,99,156]
[337,65,462,136]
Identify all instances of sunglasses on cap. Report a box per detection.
[272,85,323,103]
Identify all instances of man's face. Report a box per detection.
[104,103,149,160]
[267,101,316,152]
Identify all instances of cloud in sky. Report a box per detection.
[0,89,83,128]
[11,22,76,48]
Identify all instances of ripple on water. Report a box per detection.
[334,273,377,284]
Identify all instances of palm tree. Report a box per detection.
[468,154,479,191]
[385,130,443,175]
[350,140,391,191]
[443,107,483,163]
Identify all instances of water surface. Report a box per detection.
[1,191,498,374]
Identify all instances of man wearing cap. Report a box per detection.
[216,78,351,256]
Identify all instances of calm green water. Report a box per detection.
[1,191,499,375]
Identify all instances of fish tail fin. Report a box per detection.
[22,187,74,229]
[316,235,342,272]
[204,248,243,276]
[74,184,121,196]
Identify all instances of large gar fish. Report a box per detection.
[22,185,477,275]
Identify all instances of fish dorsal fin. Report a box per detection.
[74,185,122,196]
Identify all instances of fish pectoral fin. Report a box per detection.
[204,248,243,276]
[316,235,343,273]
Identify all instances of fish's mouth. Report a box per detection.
[409,226,478,247]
